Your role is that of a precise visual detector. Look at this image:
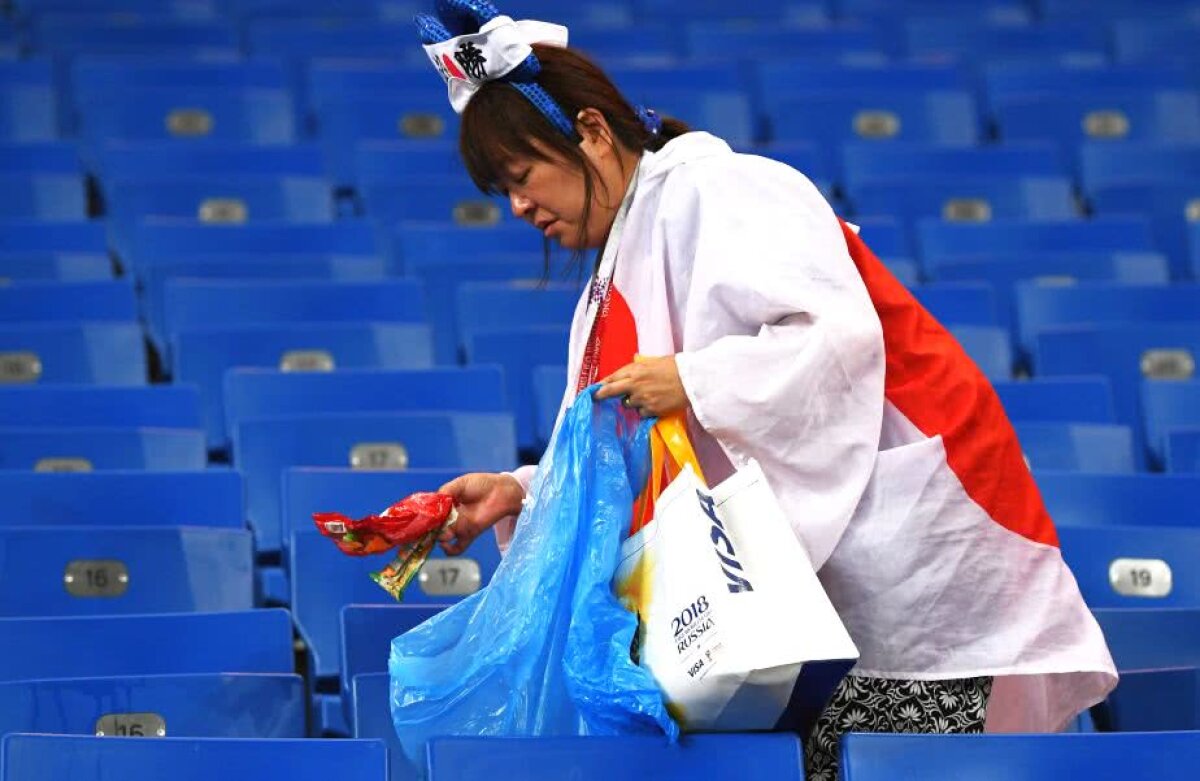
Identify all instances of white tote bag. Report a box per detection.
[615,451,858,731]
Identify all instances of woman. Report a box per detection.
[417,2,1116,777]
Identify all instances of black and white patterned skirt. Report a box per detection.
[804,675,993,781]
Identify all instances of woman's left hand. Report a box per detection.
[596,355,689,417]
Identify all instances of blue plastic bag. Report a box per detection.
[389,387,678,767]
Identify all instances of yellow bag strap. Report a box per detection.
[654,413,705,486]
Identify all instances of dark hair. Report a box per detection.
[459,44,689,273]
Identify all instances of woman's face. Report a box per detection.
[500,125,631,250]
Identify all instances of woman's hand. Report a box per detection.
[596,355,689,417]
[437,472,525,555]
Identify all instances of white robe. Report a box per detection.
[499,132,1116,733]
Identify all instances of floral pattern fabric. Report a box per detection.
[804,675,992,781]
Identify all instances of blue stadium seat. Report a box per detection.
[641,90,755,148]
[1080,143,1200,195]
[533,364,566,449]
[1113,18,1200,64]
[637,0,822,22]
[0,174,85,219]
[903,19,1108,60]
[1015,423,1135,472]
[919,219,1154,279]
[852,217,911,258]
[456,282,579,357]
[768,91,979,147]
[1142,381,1200,469]
[341,604,441,724]
[840,732,1200,781]
[993,378,1117,424]
[162,279,421,354]
[1039,0,1200,19]
[1193,222,1200,280]
[504,0,634,26]
[0,470,242,529]
[0,219,103,254]
[0,59,56,141]
[361,178,508,227]
[0,673,305,739]
[683,22,889,61]
[0,526,252,616]
[1101,667,1200,731]
[407,255,543,364]
[850,176,1077,223]
[607,61,744,97]
[996,91,1200,151]
[1059,526,1200,608]
[984,62,1195,109]
[245,18,410,61]
[950,326,1013,380]
[1168,430,1200,473]
[224,366,507,450]
[0,385,202,429]
[0,252,111,282]
[0,734,386,781]
[751,142,833,186]
[352,672,417,781]
[1028,310,1200,440]
[881,258,920,287]
[352,141,470,191]
[389,223,547,275]
[141,254,387,349]
[305,61,433,114]
[1090,182,1200,280]
[755,60,970,102]
[467,327,568,450]
[0,141,80,176]
[237,412,516,554]
[912,283,999,327]
[0,427,205,471]
[128,221,377,273]
[1038,472,1200,529]
[94,140,326,184]
[290,531,497,680]
[105,176,336,258]
[316,97,458,186]
[0,609,293,682]
[281,467,460,557]
[0,322,145,384]
[30,17,236,57]
[567,22,686,61]
[0,281,136,324]
[173,322,434,449]
[842,142,1065,190]
[1094,607,1200,672]
[426,734,805,781]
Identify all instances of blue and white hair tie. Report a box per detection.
[415,0,577,138]
[636,105,662,137]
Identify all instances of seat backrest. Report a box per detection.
[0,322,146,384]
[843,142,1065,188]
[237,412,515,553]
[0,385,202,429]
[1037,472,1200,529]
[0,280,136,323]
[0,673,305,739]
[1015,423,1135,473]
[1080,142,1200,190]
[770,90,979,147]
[426,734,804,780]
[128,221,376,272]
[351,671,416,781]
[1059,525,1200,608]
[0,252,111,282]
[173,322,434,450]
[840,732,1200,781]
[533,364,567,449]
[1101,667,1200,731]
[0,609,294,682]
[95,141,325,183]
[0,526,253,617]
[919,218,1153,269]
[467,326,570,450]
[455,282,579,355]
[0,469,242,528]
[224,367,507,448]
[993,377,1116,424]
[1168,430,1200,473]
[1094,607,1200,670]
[912,283,999,327]
[0,734,387,781]
[290,531,495,680]
[1141,380,1200,467]
[0,426,205,471]
[341,605,443,701]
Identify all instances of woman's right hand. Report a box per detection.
[437,472,525,555]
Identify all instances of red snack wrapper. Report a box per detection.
[313,492,455,557]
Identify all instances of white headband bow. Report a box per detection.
[422,15,569,114]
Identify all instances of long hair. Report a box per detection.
[459,44,689,274]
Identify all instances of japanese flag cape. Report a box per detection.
[502,131,1117,732]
